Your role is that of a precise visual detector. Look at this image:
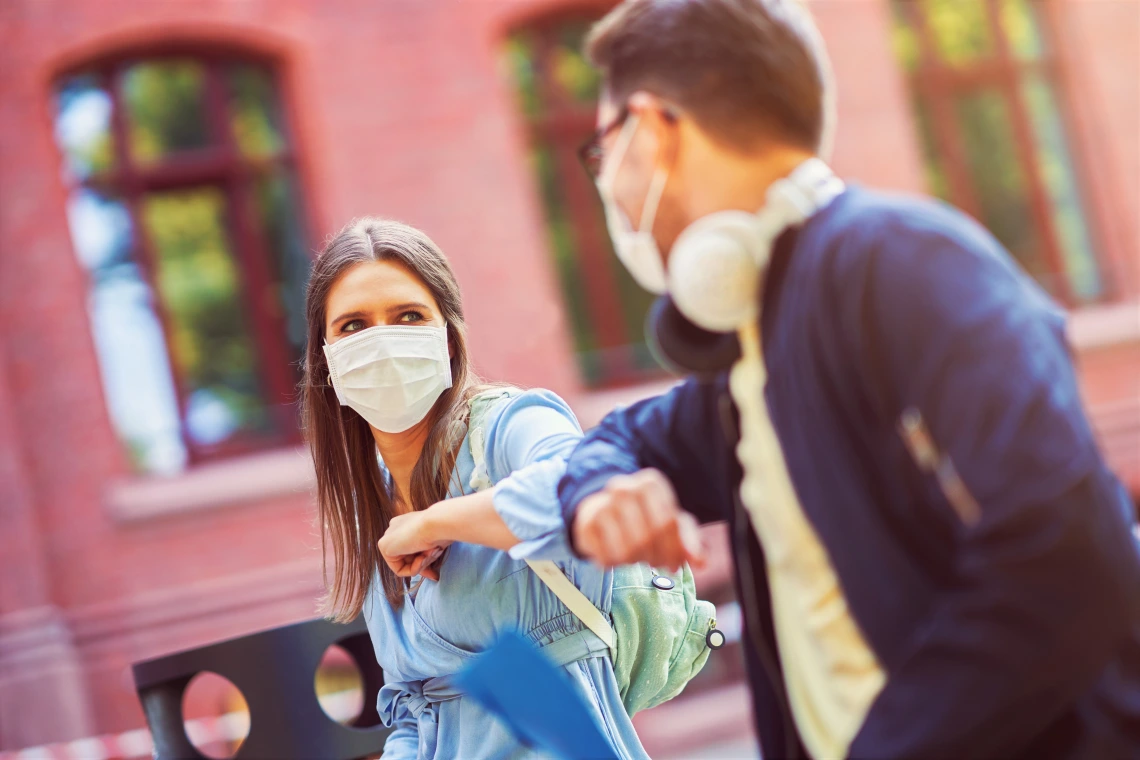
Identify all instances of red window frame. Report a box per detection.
[893,0,1111,307]
[57,48,309,466]
[508,11,666,389]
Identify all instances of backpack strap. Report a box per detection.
[526,560,615,649]
[466,388,615,650]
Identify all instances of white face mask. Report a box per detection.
[597,114,670,295]
[323,323,452,434]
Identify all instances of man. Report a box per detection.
[556,1,1140,758]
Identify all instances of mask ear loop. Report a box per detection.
[639,163,669,239]
[599,113,642,190]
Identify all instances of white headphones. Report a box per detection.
[668,158,845,333]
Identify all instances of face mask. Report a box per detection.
[323,323,452,434]
[597,114,671,295]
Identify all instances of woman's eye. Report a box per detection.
[398,311,425,323]
[341,319,364,333]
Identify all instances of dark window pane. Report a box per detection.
[54,74,115,180]
[122,59,212,164]
[226,64,287,158]
[66,188,187,474]
[504,34,543,120]
[913,99,951,200]
[1001,0,1046,59]
[551,22,600,104]
[141,186,271,448]
[254,170,312,369]
[507,22,662,387]
[889,1,922,72]
[954,90,1050,287]
[922,0,995,64]
[1022,75,1103,302]
[528,143,600,382]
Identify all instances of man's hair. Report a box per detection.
[586,0,832,153]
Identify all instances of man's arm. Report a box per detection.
[848,210,1140,758]
[558,377,732,568]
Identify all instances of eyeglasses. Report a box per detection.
[577,106,631,181]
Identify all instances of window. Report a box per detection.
[891,0,1109,306]
[53,53,312,475]
[504,17,663,388]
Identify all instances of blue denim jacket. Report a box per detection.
[362,389,650,760]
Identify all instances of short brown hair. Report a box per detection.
[586,0,831,152]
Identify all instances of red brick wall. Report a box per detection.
[0,0,1135,748]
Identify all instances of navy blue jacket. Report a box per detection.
[558,187,1140,759]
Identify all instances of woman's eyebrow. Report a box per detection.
[387,302,432,313]
[329,309,369,326]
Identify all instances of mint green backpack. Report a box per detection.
[466,387,720,715]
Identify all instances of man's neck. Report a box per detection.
[372,417,434,510]
[681,144,817,221]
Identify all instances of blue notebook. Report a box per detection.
[456,632,619,760]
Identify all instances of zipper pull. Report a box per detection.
[899,407,939,472]
[706,618,726,650]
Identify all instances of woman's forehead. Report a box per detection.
[326,260,440,314]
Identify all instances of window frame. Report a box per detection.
[507,11,667,389]
[55,46,311,467]
[894,0,1112,307]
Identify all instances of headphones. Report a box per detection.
[665,158,844,334]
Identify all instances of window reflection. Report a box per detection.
[53,53,312,474]
[1021,76,1101,301]
[54,75,115,180]
[122,59,213,164]
[1001,0,1046,59]
[891,0,1106,306]
[954,91,1046,282]
[255,170,310,370]
[924,0,994,64]
[506,21,663,387]
[227,64,286,158]
[141,187,271,449]
[66,189,187,475]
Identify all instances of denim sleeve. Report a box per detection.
[848,210,1140,758]
[557,377,731,531]
[483,390,583,561]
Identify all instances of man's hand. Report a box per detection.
[378,510,450,582]
[571,468,707,570]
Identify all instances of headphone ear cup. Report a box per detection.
[646,295,741,377]
[667,211,769,333]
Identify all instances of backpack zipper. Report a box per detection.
[898,407,982,528]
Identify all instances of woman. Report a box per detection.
[302,218,649,760]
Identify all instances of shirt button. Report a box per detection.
[651,575,675,590]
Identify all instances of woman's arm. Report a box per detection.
[379,490,520,579]
[379,389,584,575]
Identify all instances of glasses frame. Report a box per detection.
[577,105,631,180]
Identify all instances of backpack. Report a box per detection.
[465,387,720,715]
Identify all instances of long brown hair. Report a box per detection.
[302,218,479,620]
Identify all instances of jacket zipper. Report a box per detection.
[719,391,802,759]
[898,407,982,528]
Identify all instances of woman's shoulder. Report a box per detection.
[480,386,580,432]
[469,386,582,484]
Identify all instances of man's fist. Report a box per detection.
[571,468,706,570]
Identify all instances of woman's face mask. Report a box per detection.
[324,323,452,434]
[322,260,452,434]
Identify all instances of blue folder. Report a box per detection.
[455,632,619,760]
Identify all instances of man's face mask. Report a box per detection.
[595,113,672,295]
